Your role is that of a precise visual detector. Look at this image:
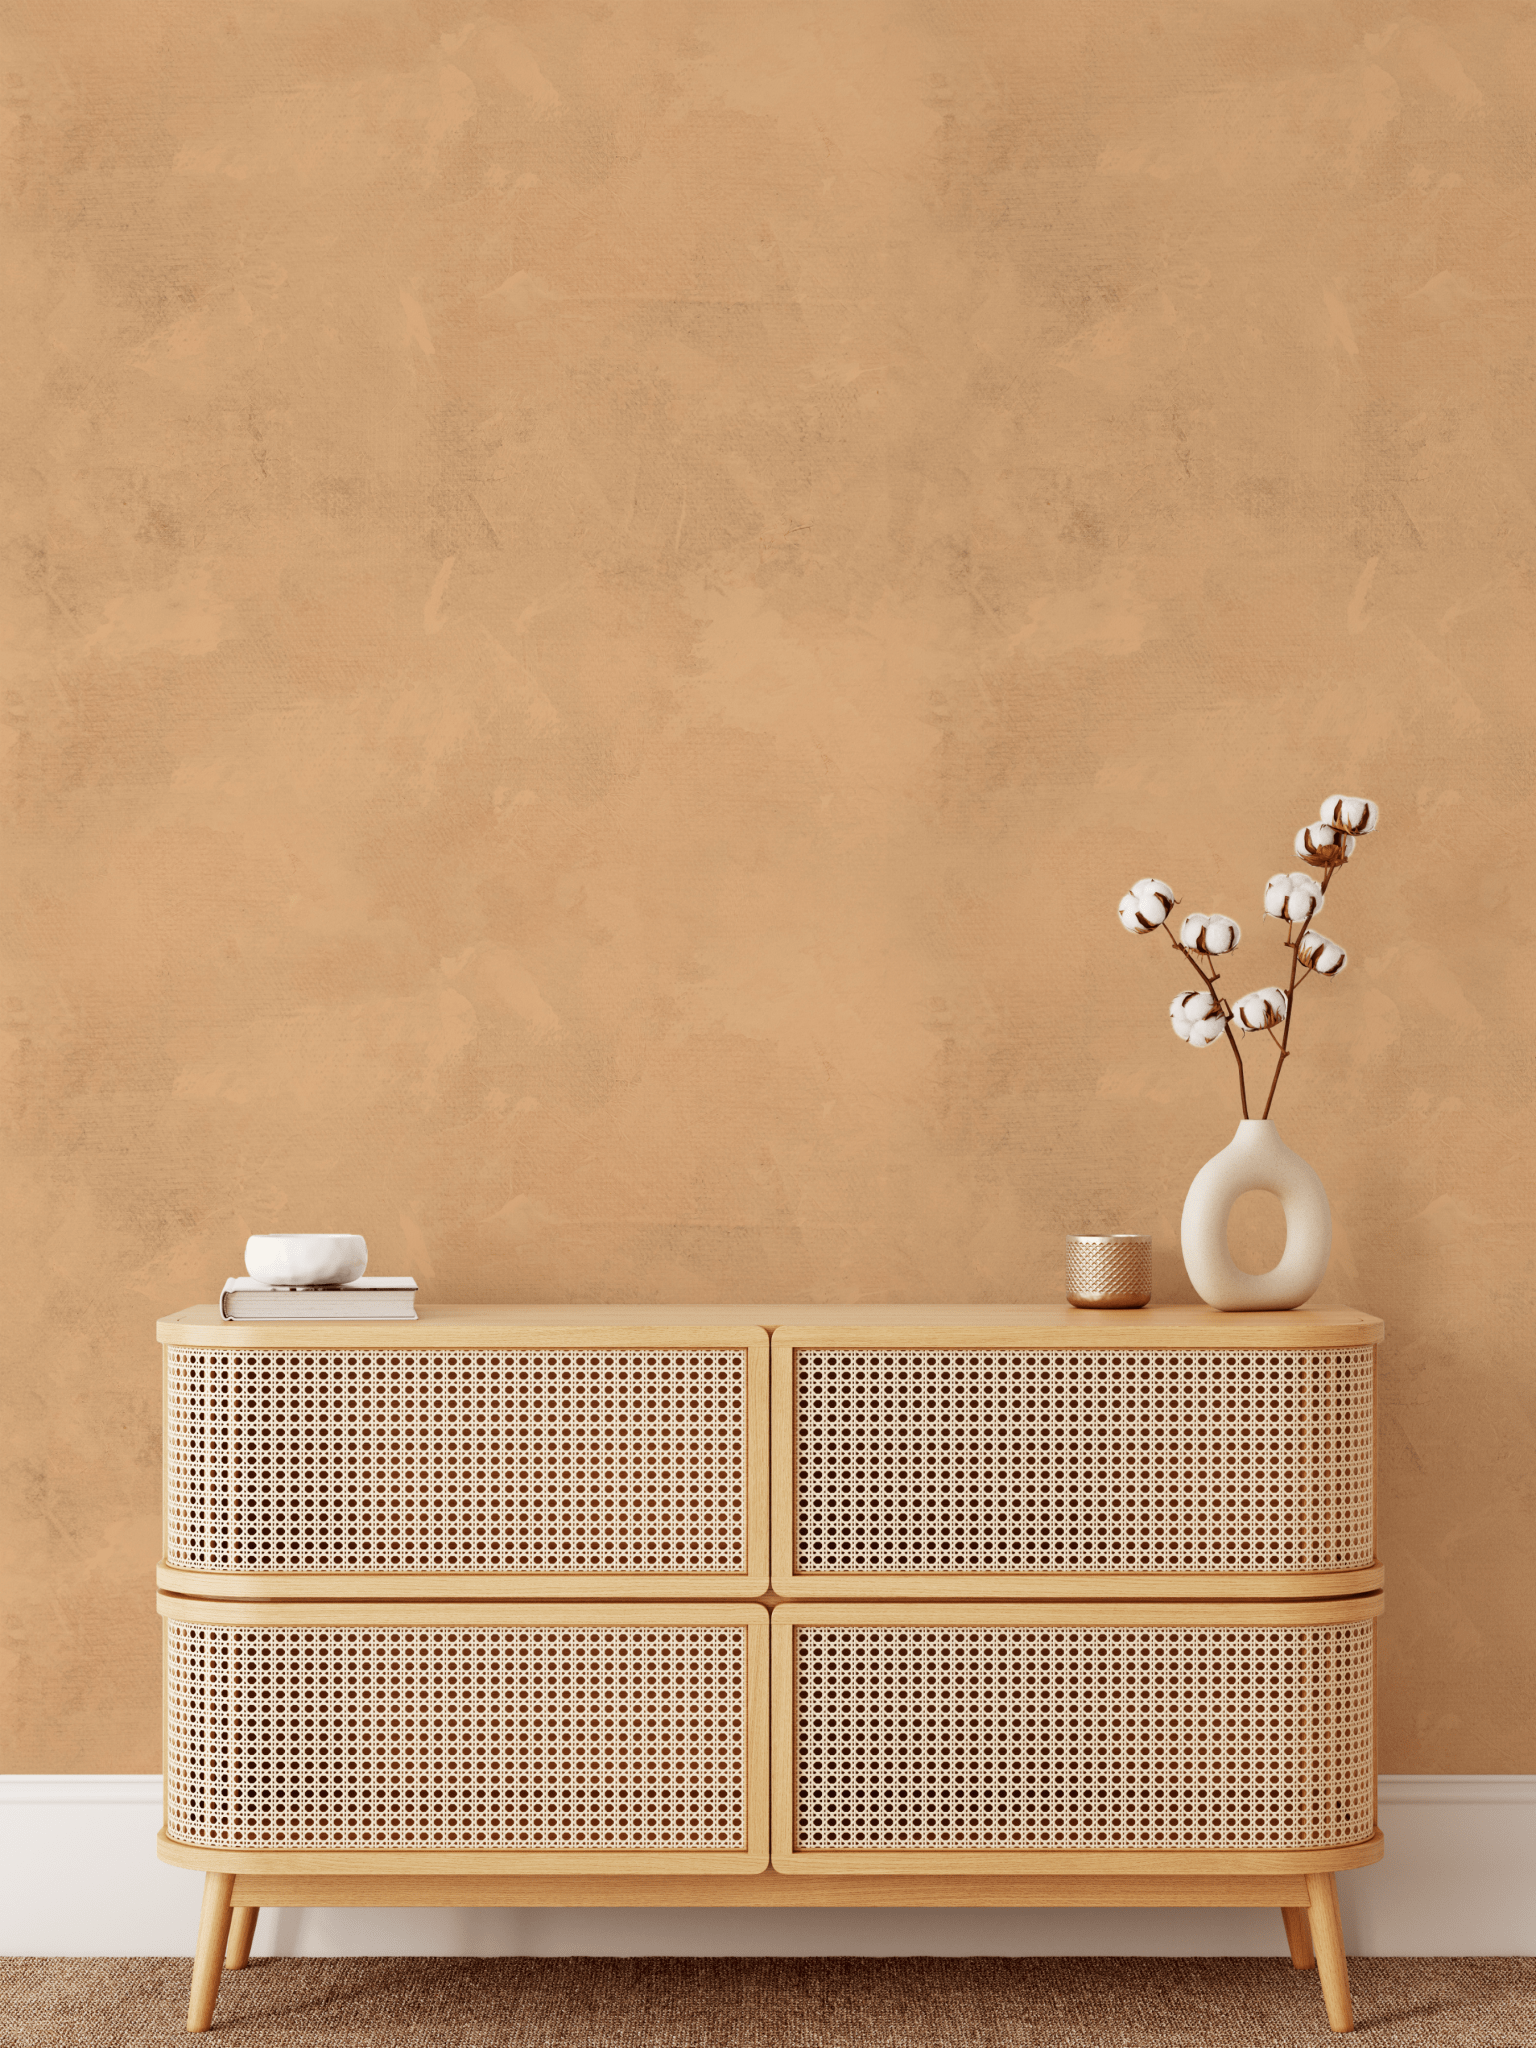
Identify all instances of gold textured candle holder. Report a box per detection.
[1066,1233,1152,1308]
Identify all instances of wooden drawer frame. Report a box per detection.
[158,1595,769,1875]
[771,1596,1383,1874]
[770,1311,1384,1600]
[158,1309,770,1600]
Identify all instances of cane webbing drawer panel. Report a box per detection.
[774,1335,1376,1596]
[164,1332,767,1596]
[160,1599,768,1871]
[772,1600,1379,1873]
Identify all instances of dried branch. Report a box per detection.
[1164,923,1249,1119]
[1260,863,1337,1120]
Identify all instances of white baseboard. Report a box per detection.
[2,1776,1531,1957]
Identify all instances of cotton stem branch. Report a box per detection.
[1260,862,1341,1120]
[1165,924,1249,1119]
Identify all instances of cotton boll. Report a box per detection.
[1233,986,1289,1031]
[1299,930,1347,974]
[1182,912,1240,955]
[1133,877,1175,912]
[1118,877,1176,932]
[1170,988,1225,1044]
[1295,822,1356,868]
[1264,871,1324,922]
[1170,988,1220,1024]
[1170,1006,1224,1045]
[1171,991,1220,1048]
[1322,794,1379,834]
[1290,872,1325,918]
[1174,1010,1227,1046]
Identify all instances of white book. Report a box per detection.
[219,1276,418,1322]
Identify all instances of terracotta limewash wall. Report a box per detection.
[4,3,1532,1771]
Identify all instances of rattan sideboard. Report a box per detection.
[158,1303,1383,2035]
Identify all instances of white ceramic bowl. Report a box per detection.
[245,1234,368,1287]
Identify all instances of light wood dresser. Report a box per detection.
[157,1302,1383,2033]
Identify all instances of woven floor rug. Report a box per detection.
[4,1956,1534,2045]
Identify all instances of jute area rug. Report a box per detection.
[4,1957,1534,2045]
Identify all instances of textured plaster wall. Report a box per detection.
[3,2,1533,1773]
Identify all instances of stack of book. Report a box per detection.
[218,1276,418,1322]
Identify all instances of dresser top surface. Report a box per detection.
[159,1302,1383,1348]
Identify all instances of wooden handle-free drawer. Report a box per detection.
[160,1596,769,1872]
[160,1320,768,1597]
[773,1319,1379,1597]
[772,1596,1380,1873]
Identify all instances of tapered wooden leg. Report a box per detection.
[188,1872,235,2033]
[225,1906,259,1971]
[1282,1904,1315,1969]
[1306,1872,1354,2032]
